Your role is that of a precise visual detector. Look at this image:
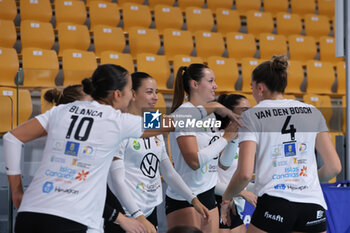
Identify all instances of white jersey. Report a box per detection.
[108,135,168,217]
[239,99,328,208]
[166,102,221,200]
[18,100,143,229]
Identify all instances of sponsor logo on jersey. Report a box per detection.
[201,164,208,174]
[143,110,161,129]
[72,158,77,166]
[64,141,80,156]
[72,159,91,169]
[298,143,307,154]
[271,144,283,158]
[264,211,284,223]
[133,140,141,150]
[54,186,79,195]
[293,158,307,165]
[42,181,54,193]
[274,184,286,190]
[136,183,145,193]
[140,153,159,178]
[45,166,77,180]
[286,185,308,191]
[284,143,296,157]
[82,146,94,155]
[50,156,66,164]
[272,167,300,180]
[299,166,308,177]
[273,160,288,167]
[75,170,89,181]
[52,140,64,152]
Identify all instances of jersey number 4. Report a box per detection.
[66,115,94,141]
[281,116,296,140]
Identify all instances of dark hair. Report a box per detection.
[44,85,84,105]
[252,55,288,94]
[82,64,129,100]
[166,226,203,233]
[216,94,247,129]
[171,63,209,113]
[131,72,153,91]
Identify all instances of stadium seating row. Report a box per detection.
[0,47,345,96]
[0,0,335,38]
[0,0,335,24]
[0,17,342,62]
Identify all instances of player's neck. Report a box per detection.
[263,92,284,100]
[128,104,142,116]
[188,94,207,107]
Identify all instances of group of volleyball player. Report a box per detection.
[3,54,341,233]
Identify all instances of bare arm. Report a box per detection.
[177,136,201,170]
[316,132,342,182]
[222,141,256,201]
[8,175,23,209]
[10,118,47,142]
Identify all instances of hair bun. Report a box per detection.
[271,55,288,72]
[82,77,94,95]
[44,88,63,105]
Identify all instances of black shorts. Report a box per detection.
[104,207,158,233]
[251,194,327,233]
[15,212,87,233]
[216,195,244,229]
[165,187,217,215]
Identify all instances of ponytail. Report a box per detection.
[171,66,187,113]
[171,63,209,113]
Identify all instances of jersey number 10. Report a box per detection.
[66,115,94,141]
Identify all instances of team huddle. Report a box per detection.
[3,55,341,233]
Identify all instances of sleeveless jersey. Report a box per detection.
[18,100,143,228]
[239,99,328,208]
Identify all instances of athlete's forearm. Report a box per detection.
[109,160,143,218]
[160,158,195,203]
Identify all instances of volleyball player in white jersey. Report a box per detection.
[215,94,257,233]
[165,64,238,233]
[3,64,239,233]
[44,84,149,233]
[105,72,210,233]
[221,55,342,233]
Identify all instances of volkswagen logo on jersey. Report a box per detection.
[140,153,159,178]
[143,110,161,129]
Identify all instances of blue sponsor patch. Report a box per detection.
[274,184,286,190]
[284,143,296,157]
[42,181,54,193]
[64,141,80,156]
